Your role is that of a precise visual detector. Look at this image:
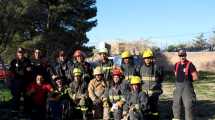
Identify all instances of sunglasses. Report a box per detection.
[178,55,186,57]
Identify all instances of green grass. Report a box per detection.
[160,71,215,119]
[0,80,12,102]
[0,72,215,119]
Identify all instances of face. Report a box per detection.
[76,56,84,63]
[34,50,41,59]
[74,75,81,82]
[16,52,24,59]
[132,84,140,92]
[123,58,130,64]
[59,55,65,62]
[99,53,108,61]
[144,57,152,65]
[113,75,120,83]
[36,75,44,85]
[56,79,62,87]
[95,74,103,81]
[179,55,187,62]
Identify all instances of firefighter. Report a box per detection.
[72,50,93,84]
[9,47,32,111]
[96,47,113,88]
[139,49,163,120]
[88,66,107,119]
[47,76,71,120]
[31,49,54,83]
[123,76,148,120]
[172,49,198,120]
[103,68,129,120]
[54,50,72,85]
[121,50,139,81]
[67,68,89,119]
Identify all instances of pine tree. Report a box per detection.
[0,0,97,62]
[192,33,207,51]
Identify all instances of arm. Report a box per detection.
[191,70,198,81]
[123,94,130,113]
[190,63,198,81]
[140,92,148,111]
[88,81,97,101]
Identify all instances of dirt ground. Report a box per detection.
[0,71,215,120]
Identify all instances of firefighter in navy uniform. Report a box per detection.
[121,50,139,81]
[123,76,148,120]
[172,49,198,120]
[31,49,54,83]
[139,49,163,120]
[54,50,72,85]
[9,48,32,111]
[103,68,129,120]
[67,68,89,119]
[72,50,93,84]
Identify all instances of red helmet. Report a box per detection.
[73,50,86,58]
[112,68,123,76]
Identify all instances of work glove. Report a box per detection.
[134,104,140,110]
[122,111,128,116]
[26,67,32,71]
[79,97,86,106]
[103,101,109,108]
[111,103,118,112]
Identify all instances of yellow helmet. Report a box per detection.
[121,51,132,59]
[73,68,82,76]
[143,49,153,58]
[93,66,103,75]
[130,76,141,84]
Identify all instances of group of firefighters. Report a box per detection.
[6,46,198,120]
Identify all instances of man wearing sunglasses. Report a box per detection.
[172,49,198,120]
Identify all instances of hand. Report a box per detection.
[122,111,128,116]
[103,101,109,108]
[93,99,101,106]
[134,104,140,110]
[116,101,124,108]
[26,67,31,71]
[52,75,58,80]
[111,103,118,112]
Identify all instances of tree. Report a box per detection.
[209,31,215,51]
[0,0,97,63]
[192,33,207,51]
[166,45,177,52]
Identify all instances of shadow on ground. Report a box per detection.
[159,100,215,120]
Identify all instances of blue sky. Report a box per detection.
[87,0,215,48]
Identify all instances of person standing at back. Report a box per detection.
[9,48,32,112]
[121,50,139,82]
[96,48,113,88]
[54,50,72,85]
[172,49,198,120]
[139,49,163,120]
[72,50,93,84]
